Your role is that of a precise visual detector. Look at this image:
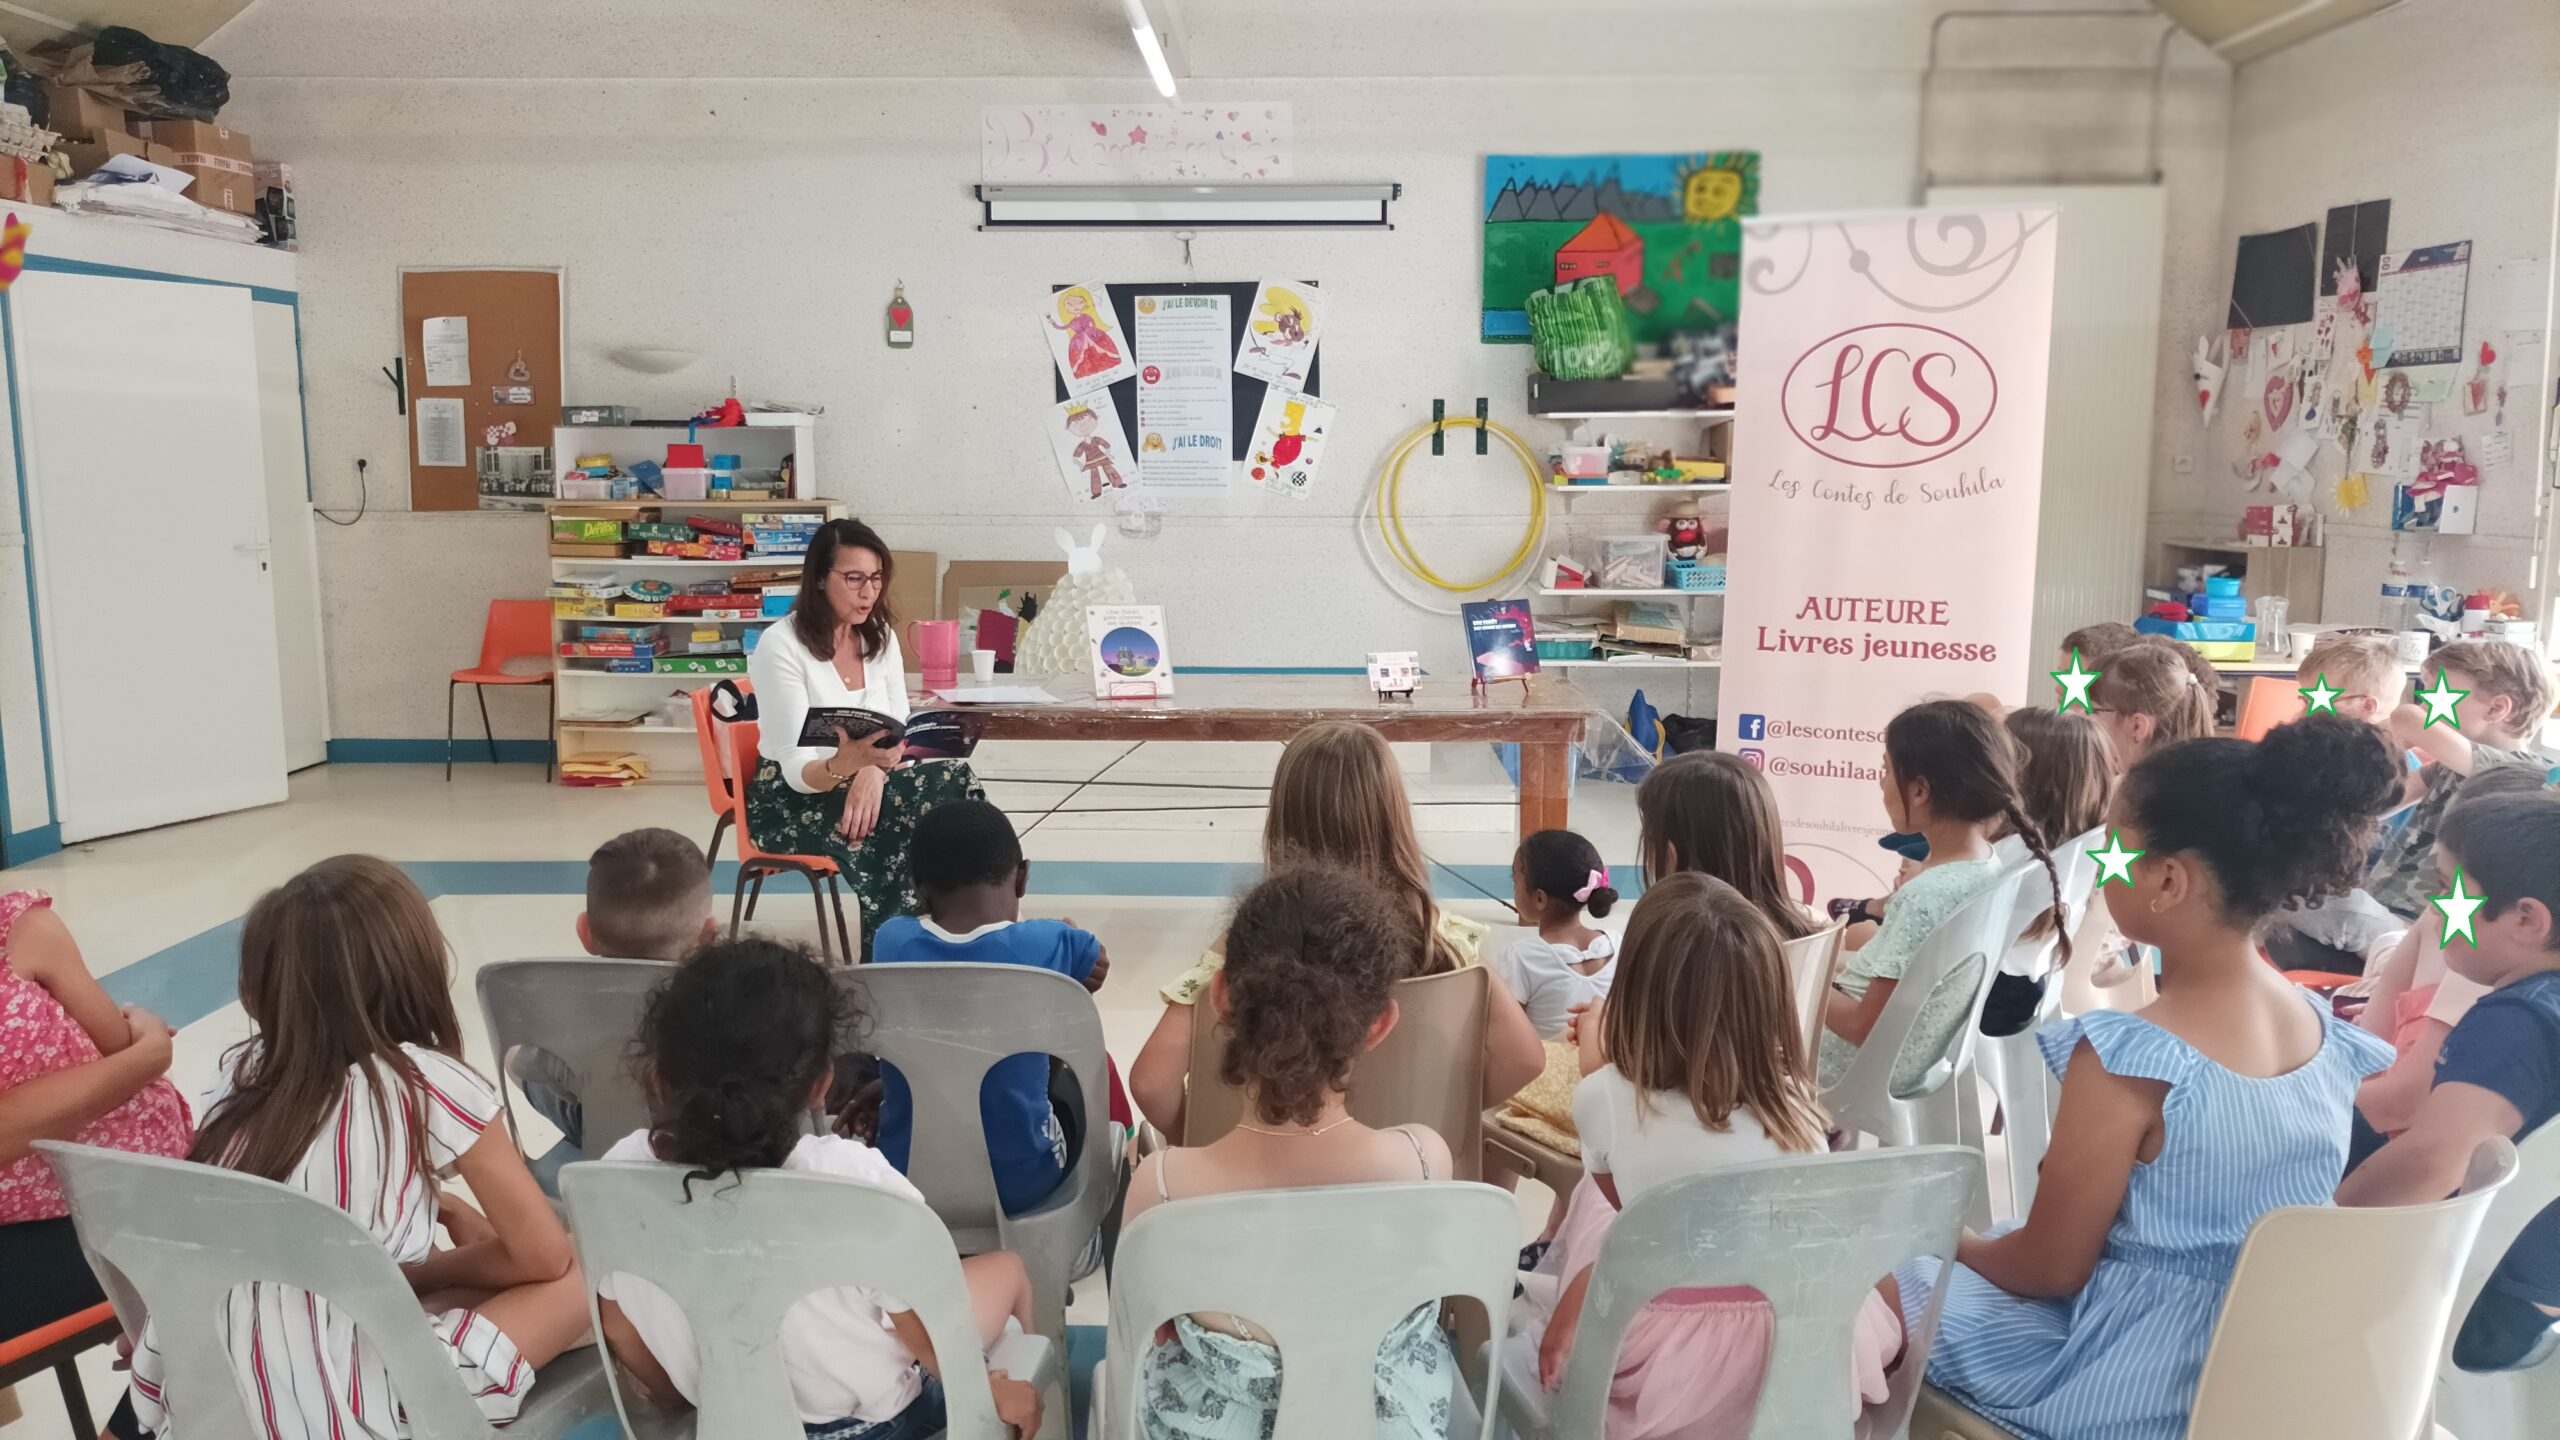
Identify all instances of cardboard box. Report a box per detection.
[938,560,1063,629]
[41,83,127,142]
[885,549,940,641]
[178,161,257,215]
[63,131,144,178]
[0,158,54,207]
[136,118,249,163]
[143,142,177,167]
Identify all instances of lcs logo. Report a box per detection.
[1782,323,1998,469]
[1734,714,1767,742]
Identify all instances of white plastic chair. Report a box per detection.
[1914,1138,2520,1440]
[1971,826,2104,1220]
[1092,1181,1516,1440]
[1825,862,2037,1228]
[560,1158,1062,1440]
[1500,1146,1975,1440]
[2435,1122,2560,1440]
[37,1141,612,1440]
[476,957,674,1175]
[842,962,1112,1352]
[1785,923,1849,1055]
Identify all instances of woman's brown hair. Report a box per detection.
[788,518,896,662]
[2002,707,2115,847]
[2093,638,2217,750]
[191,856,468,1185]
[1634,751,1815,941]
[1264,722,1457,974]
[1217,865,1409,1126]
[1600,873,1828,1152]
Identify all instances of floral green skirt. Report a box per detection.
[743,759,983,958]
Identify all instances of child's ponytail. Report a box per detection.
[641,937,848,1197]
[1519,829,1618,920]
[1995,794,2071,961]
[1884,700,2067,954]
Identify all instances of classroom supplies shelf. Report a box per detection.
[546,493,844,786]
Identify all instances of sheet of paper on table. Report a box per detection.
[931,685,1060,705]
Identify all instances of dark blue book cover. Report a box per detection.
[1461,600,1539,681]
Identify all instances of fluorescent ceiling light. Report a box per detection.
[1123,0,1177,98]
[977,184,1399,230]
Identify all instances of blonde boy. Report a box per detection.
[2367,639,2556,920]
[2298,631,2406,725]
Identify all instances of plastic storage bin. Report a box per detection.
[1596,533,1670,590]
[661,467,711,500]
[1667,559,1726,593]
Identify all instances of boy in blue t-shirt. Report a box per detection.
[2340,788,2560,1369]
[870,799,1108,1215]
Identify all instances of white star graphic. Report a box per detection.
[2299,674,2343,715]
[2051,649,2102,714]
[2433,867,2489,948]
[2088,828,2144,889]
[2415,668,2469,730]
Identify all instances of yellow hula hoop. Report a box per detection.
[1372,416,1549,594]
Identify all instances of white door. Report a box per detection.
[253,299,329,770]
[15,271,287,841]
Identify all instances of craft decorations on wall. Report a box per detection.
[2392,437,2481,534]
[1241,389,1336,500]
[1233,280,1322,390]
[981,104,1294,182]
[2260,329,2295,431]
[2192,335,2226,423]
[1045,395,1138,504]
[2320,200,2390,297]
[0,213,27,294]
[1131,292,1233,489]
[2462,341,2497,416]
[1043,283,1137,397]
[1480,151,1759,344]
[2373,242,2472,377]
[2226,222,2316,329]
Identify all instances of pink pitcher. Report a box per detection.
[909,619,960,690]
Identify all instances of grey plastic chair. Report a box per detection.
[1496,1146,1975,1440]
[841,962,1111,1351]
[36,1141,611,1440]
[2435,1122,2560,1440]
[1824,861,2036,1229]
[559,1158,1062,1440]
[1970,826,2104,1220]
[1188,964,1492,1179]
[477,958,674,1177]
[1093,1180,1516,1440]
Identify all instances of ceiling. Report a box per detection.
[2149,0,2400,62]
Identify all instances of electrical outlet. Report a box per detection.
[2173,455,2196,474]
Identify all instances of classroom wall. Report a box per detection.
[2164,0,2560,627]
[205,1,2232,744]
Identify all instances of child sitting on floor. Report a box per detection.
[1123,864,1460,1440]
[1493,828,1620,1041]
[597,937,1045,1439]
[131,857,591,1439]
[870,799,1107,1217]
[1514,873,1900,1439]
[1821,700,2064,1095]
[509,827,716,1159]
[1130,721,1542,1137]
[1900,718,2401,1440]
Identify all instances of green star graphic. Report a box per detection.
[2415,668,2468,730]
[2088,828,2144,889]
[2433,866,2488,948]
[2051,649,2102,715]
[2299,674,2343,715]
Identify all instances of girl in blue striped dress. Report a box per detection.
[1898,717,2402,1440]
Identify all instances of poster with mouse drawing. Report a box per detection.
[1045,395,1138,503]
[1042,282,1137,397]
[1234,280,1322,390]
[1240,388,1337,500]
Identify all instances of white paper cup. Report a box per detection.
[2395,630,2431,664]
[2286,625,2320,660]
[971,648,997,682]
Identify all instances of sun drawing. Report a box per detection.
[1674,152,1759,225]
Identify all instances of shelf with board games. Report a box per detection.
[547,493,844,787]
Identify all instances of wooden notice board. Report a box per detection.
[399,269,564,511]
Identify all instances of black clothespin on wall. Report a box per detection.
[382,357,406,416]
[1431,398,1446,456]
[1474,396,1488,455]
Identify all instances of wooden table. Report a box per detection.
[948,674,1597,838]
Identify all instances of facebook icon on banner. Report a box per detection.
[1734,714,1767,742]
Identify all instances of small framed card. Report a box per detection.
[1088,604,1174,700]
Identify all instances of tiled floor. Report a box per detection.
[5,740,1628,1438]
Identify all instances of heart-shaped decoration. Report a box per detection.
[2263,373,2293,431]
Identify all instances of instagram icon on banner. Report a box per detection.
[1738,748,1766,771]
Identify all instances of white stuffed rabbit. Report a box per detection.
[1015,522,1137,675]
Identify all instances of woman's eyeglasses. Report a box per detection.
[834,570,885,593]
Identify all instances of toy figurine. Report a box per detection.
[1656,501,1712,562]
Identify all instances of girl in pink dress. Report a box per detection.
[0,890,192,1337]
[1050,288,1124,379]
[1512,874,1900,1439]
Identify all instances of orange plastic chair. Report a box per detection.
[689,682,750,867]
[448,599,556,782]
[2235,676,2305,741]
[725,721,857,964]
[1,1301,120,1440]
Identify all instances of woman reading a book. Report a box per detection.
[745,518,983,958]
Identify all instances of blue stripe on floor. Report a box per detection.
[100,858,1564,1030]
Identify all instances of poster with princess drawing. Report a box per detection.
[1234,280,1322,390]
[1042,283,1137,397]
[1045,395,1137,503]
